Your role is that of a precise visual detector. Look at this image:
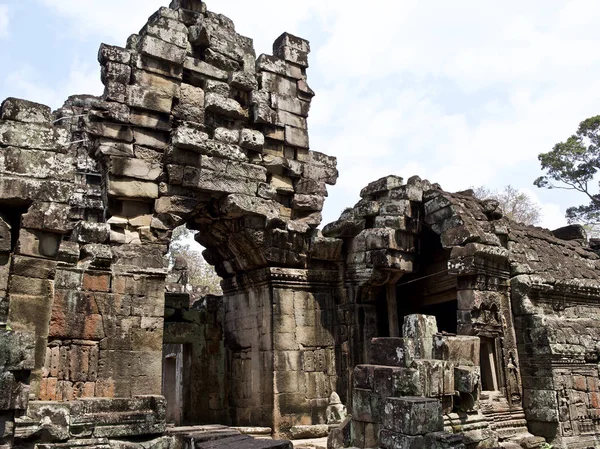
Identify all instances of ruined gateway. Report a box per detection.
[1,1,600,448]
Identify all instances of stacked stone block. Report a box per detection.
[0,98,75,407]
[349,315,468,448]
[323,175,423,288]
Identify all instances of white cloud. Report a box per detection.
[0,5,9,39]
[36,0,165,45]
[4,59,102,109]
[25,0,599,229]
[306,0,600,227]
[36,0,318,54]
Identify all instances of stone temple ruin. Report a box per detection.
[2,1,600,448]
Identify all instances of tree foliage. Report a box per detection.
[167,226,223,295]
[534,115,600,225]
[473,185,541,226]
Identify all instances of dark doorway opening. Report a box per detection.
[480,337,499,392]
[393,227,458,335]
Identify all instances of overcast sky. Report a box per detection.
[1,0,599,230]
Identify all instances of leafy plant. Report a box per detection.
[167,226,223,295]
[535,115,600,228]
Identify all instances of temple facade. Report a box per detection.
[1,1,600,448]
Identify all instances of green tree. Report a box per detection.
[168,226,223,295]
[473,185,541,226]
[534,115,600,226]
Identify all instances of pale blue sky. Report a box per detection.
[1,0,599,230]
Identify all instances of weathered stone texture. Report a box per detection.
[3,2,600,449]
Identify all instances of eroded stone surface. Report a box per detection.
[1,2,600,449]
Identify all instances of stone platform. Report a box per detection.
[168,425,293,449]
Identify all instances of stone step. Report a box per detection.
[194,435,292,449]
[190,430,245,443]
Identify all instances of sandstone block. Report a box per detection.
[225,161,267,182]
[133,128,169,151]
[72,222,110,244]
[411,359,454,397]
[1,98,52,123]
[205,48,240,71]
[292,194,324,212]
[271,174,294,194]
[103,80,127,103]
[214,127,240,144]
[142,17,188,49]
[454,366,480,394]
[369,338,416,368]
[127,86,173,113]
[132,70,180,98]
[129,109,170,131]
[380,430,424,449]
[285,125,309,149]
[273,33,310,67]
[230,71,258,91]
[271,93,310,117]
[173,124,248,162]
[16,229,61,258]
[132,53,183,80]
[1,147,75,183]
[86,120,133,142]
[382,397,443,435]
[205,93,248,120]
[98,44,131,65]
[403,314,438,359]
[433,335,480,366]
[138,35,187,64]
[184,57,228,81]
[276,110,306,129]
[309,237,342,261]
[239,129,265,151]
[353,388,382,423]
[109,157,162,181]
[298,79,315,99]
[0,121,68,150]
[101,61,131,85]
[0,329,36,371]
[259,72,298,97]
[107,176,159,200]
[256,54,286,75]
[424,432,465,449]
[94,138,134,158]
[303,163,338,185]
[221,194,279,219]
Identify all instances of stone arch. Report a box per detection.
[60,0,341,436]
[0,0,343,441]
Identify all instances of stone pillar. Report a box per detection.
[223,267,342,437]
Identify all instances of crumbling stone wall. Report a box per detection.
[3,0,600,448]
[510,224,600,448]
[324,177,541,448]
[1,0,343,444]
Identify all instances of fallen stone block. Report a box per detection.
[382,397,443,435]
[1,98,52,124]
[403,314,438,359]
[369,338,415,368]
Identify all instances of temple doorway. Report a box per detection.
[162,344,184,426]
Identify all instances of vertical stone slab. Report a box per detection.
[402,314,438,359]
